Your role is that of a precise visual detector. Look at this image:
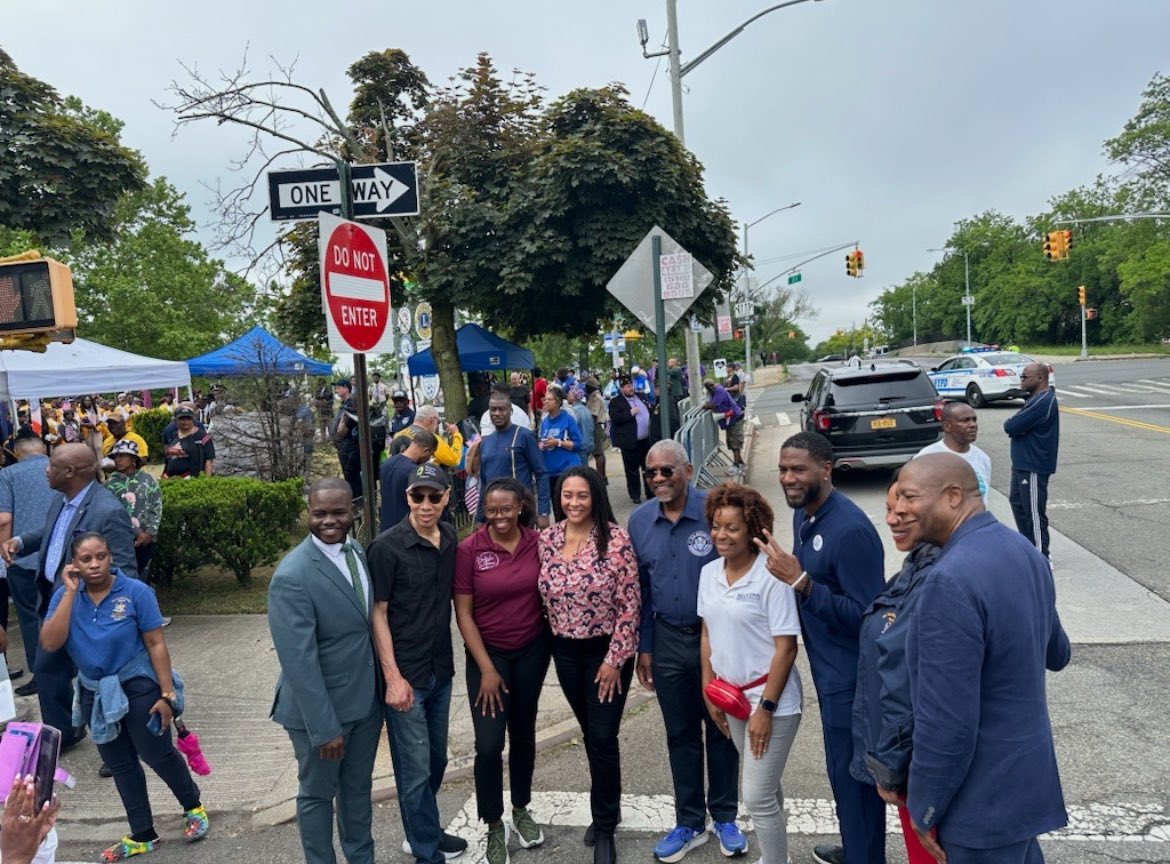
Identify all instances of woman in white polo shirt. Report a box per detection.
[698,483,802,864]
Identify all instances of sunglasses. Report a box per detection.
[644,466,678,479]
[409,490,445,505]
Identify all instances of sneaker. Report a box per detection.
[711,821,747,857]
[184,805,210,842]
[401,833,469,860]
[102,836,159,862]
[486,822,510,864]
[511,806,544,848]
[654,826,708,863]
[725,465,740,476]
[812,845,845,864]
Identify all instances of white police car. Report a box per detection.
[928,348,1056,408]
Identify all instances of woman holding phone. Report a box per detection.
[39,531,208,861]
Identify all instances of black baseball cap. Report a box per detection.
[174,406,196,418]
[407,463,450,492]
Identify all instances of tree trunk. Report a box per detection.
[431,299,467,424]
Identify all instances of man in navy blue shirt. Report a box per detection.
[1004,363,1059,561]
[468,392,551,526]
[896,453,1070,863]
[628,441,742,862]
[378,428,436,531]
[756,432,885,864]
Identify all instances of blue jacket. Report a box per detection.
[850,543,940,790]
[1003,387,1059,475]
[538,410,583,476]
[907,512,1070,848]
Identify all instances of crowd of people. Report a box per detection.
[270,359,1068,864]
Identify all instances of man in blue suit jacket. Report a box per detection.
[269,478,382,864]
[0,443,138,747]
[896,453,1071,864]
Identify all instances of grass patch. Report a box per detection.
[1020,343,1170,356]
[157,565,274,615]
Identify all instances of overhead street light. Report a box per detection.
[742,202,802,380]
[928,243,992,347]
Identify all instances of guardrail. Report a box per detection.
[674,405,735,488]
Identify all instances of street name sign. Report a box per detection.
[269,162,419,222]
[318,212,393,354]
[606,226,714,332]
[788,272,802,285]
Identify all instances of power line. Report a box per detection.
[641,31,667,110]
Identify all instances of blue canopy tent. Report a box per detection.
[187,326,332,378]
[406,323,534,376]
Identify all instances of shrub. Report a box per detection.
[129,408,170,463]
[155,476,303,584]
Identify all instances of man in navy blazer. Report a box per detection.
[896,453,1070,864]
[269,478,382,864]
[0,443,138,747]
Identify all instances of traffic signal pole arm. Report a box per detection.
[1053,212,1170,226]
[756,240,859,292]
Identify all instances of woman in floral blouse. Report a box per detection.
[104,438,163,582]
[538,465,640,864]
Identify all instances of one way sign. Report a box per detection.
[267,162,420,222]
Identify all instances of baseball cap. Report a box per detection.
[407,463,450,492]
[110,439,142,458]
[333,379,352,390]
[392,390,409,400]
[174,406,196,418]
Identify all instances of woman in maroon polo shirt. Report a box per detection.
[455,477,552,864]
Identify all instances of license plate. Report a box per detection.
[870,417,896,430]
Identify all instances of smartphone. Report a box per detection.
[33,726,61,812]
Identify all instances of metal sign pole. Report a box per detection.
[336,159,378,543]
[652,235,672,441]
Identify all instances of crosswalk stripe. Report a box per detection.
[1055,387,1092,398]
[1069,384,1126,395]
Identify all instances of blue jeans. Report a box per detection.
[385,676,453,864]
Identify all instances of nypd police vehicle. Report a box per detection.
[928,347,1056,408]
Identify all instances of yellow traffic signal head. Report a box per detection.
[855,249,865,271]
[1044,232,1058,260]
[1077,285,1086,305]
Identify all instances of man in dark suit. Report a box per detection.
[0,442,138,747]
[607,375,652,504]
[269,478,382,864]
[896,453,1070,864]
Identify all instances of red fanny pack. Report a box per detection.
[704,674,770,721]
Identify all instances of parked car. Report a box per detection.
[814,353,845,364]
[927,348,1056,408]
[792,363,943,470]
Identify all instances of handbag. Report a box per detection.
[704,673,770,721]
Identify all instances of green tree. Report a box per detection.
[1104,72,1170,206]
[0,49,145,244]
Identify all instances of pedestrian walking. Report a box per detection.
[915,402,992,506]
[699,483,802,864]
[1004,363,1059,561]
[538,467,639,864]
[754,432,886,864]
[40,531,208,861]
[268,479,382,864]
[454,478,551,864]
[851,477,939,864]
[895,454,1070,863]
[607,376,652,504]
[369,464,468,864]
[627,441,744,862]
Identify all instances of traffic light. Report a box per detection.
[846,251,862,277]
[845,252,855,277]
[0,253,77,337]
[855,249,865,273]
[734,329,743,340]
[1062,229,1073,256]
[1044,232,1059,260]
[1086,308,1098,320]
[1077,285,1086,306]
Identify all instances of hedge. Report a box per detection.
[154,476,303,584]
[128,408,169,463]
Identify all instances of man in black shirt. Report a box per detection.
[369,464,467,864]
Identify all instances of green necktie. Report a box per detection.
[343,542,367,615]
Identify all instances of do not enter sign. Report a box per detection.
[318,212,393,353]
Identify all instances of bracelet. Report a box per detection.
[792,571,809,592]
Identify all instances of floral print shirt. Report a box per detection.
[105,469,163,536]
[538,521,641,668]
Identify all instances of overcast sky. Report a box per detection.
[6,0,1168,345]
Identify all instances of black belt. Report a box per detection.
[656,616,700,636]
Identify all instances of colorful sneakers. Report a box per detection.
[654,826,708,863]
[101,836,158,862]
[184,805,210,842]
[511,806,545,849]
[711,821,747,857]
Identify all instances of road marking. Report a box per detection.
[775,412,792,427]
[1062,406,1170,434]
[1060,403,1170,412]
[444,792,1170,845]
[1053,387,1091,398]
[1049,497,1170,510]
[1068,384,1126,395]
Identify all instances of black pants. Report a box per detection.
[337,445,362,501]
[1009,469,1051,558]
[552,636,633,833]
[135,542,157,583]
[619,439,651,501]
[80,676,202,837]
[651,618,740,829]
[5,565,39,669]
[465,631,552,823]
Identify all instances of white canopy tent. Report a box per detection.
[0,337,191,402]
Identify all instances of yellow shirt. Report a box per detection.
[392,426,464,468]
[102,431,150,459]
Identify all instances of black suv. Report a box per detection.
[792,363,942,470]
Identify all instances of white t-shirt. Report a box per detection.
[915,440,992,506]
[480,404,531,437]
[697,553,802,716]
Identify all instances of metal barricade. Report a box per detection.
[674,407,734,488]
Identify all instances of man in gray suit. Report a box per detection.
[269,478,382,864]
[0,442,138,747]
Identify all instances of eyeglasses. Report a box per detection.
[644,466,678,479]
[409,490,445,505]
[484,506,517,518]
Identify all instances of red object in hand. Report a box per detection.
[174,720,212,776]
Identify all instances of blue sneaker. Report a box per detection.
[711,821,748,857]
[654,826,708,863]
